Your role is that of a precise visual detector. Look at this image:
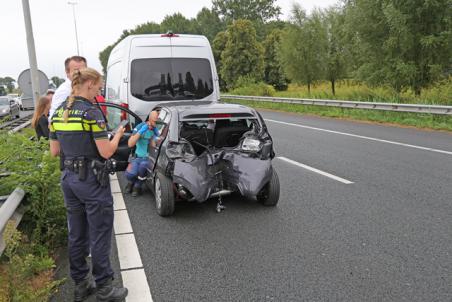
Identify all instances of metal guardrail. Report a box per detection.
[222,95,452,115]
[0,116,32,256]
[0,188,26,256]
[0,113,33,131]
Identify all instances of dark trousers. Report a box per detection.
[61,168,114,284]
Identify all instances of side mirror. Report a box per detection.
[10,100,15,105]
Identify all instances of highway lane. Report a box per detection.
[118,110,452,301]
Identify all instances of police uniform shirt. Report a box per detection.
[49,97,108,160]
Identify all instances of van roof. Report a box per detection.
[120,34,210,46]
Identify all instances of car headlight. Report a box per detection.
[241,137,262,152]
[1,109,8,113]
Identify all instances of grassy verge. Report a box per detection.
[272,79,452,106]
[227,99,452,131]
[0,129,66,301]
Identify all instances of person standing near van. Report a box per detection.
[50,67,128,302]
[125,110,160,197]
[48,56,87,121]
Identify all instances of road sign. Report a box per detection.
[17,69,48,97]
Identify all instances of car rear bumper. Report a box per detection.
[171,152,273,202]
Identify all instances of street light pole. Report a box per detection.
[21,0,40,106]
[68,1,80,55]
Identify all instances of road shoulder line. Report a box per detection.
[266,118,452,156]
[277,156,354,184]
[110,175,153,302]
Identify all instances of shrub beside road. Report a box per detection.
[228,80,452,131]
[0,128,66,301]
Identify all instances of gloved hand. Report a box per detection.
[138,123,149,135]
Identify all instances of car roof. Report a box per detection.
[156,102,258,120]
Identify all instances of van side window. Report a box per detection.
[106,62,122,101]
[130,58,214,102]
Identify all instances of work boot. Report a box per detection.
[74,276,96,302]
[124,182,133,194]
[131,186,141,197]
[96,278,128,302]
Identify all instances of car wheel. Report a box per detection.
[257,169,280,206]
[154,171,175,216]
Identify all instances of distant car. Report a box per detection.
[7,94,21,108]
[100,101,280,217]
[0,96,20,120]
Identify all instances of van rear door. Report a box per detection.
[128,36,172,117]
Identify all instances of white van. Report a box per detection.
[105,33,220,120]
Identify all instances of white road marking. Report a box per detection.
[110,180,122,193]
[122,269,154,302]
[116,232,143,271]
[277,156,354,184]
[112,192,126,211]
[114,210,133,235]
[265,119,452,156]
[109,173,153,302]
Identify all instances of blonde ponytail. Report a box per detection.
[63,68,101,123]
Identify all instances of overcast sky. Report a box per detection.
[1,0,338,81]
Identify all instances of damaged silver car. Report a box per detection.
[145,101,280,216]
[99,101,280,216]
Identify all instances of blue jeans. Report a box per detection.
[125,157,150,188]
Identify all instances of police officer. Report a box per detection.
[50,67,128,302]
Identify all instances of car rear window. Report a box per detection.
[130,58,214,102]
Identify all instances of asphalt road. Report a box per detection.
[117,110,452,301]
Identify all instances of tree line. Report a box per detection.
[99,0,451,96]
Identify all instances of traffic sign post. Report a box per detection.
[21,0,40,107]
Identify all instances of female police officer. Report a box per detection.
[50,67,128,302]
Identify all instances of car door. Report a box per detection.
[148,108,171,172]
[99,102,143,171]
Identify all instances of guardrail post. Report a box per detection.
[0,188,26,256]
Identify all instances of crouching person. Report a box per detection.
[125,110,160,196]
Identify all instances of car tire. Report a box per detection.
[154,171,175,216]
[257,169,280,206]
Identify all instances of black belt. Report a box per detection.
[63,158,86,172]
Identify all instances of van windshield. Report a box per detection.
[131,58,214,102]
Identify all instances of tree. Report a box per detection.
[279,5,327,93]
[345,0,452,95]
[0,77,16,93]
[324,7,348,95]
[160,13,197,34]
[194,7,226,42]
[212,0,281,23]
[51,76,64,88]
[0,86,6,96]
[220,20,265,88]
[212,31,229,90]
[263,29,288,90]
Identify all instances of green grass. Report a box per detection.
[228,78,452,106]
[226,99,452,131]
[225,78,452,131]
[275,79,452,106]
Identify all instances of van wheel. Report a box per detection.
[257,169,280,206]
[154,172,175,216]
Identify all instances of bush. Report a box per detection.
[0,129,66,249]
[0,129,66,301]
[0,226,62,301]
[229,76,276,97]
